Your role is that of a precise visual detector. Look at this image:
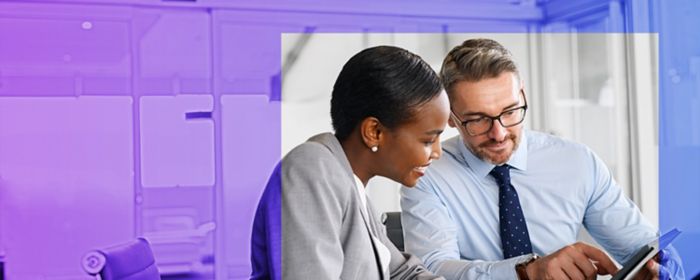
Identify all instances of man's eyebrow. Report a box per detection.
[460,100,521,117]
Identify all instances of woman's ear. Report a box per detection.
[360,117,382,151]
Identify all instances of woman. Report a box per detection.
[252,46,449,280]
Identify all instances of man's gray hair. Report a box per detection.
[440,38,520,100]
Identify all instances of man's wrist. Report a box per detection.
[515,254,538,280]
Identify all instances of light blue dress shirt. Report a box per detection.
[400,130,679,279]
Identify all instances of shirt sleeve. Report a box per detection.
[659,246,685,280]
[582,148,685,279]
[401,174,531,279]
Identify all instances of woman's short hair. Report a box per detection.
[331,46,442,142]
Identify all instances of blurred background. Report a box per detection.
[0,0,698,279]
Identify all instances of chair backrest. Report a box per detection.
[381,212,404,251]
[82,237,160,280]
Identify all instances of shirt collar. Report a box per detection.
[458,130,529,178]
[352,174,368,209]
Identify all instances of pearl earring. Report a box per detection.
[371,146,378,153]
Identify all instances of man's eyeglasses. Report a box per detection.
[451,90,528,136]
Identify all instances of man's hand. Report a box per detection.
[524,242,619,280]
[631,259,661,280]
[633,250,671,280]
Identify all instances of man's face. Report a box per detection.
[448,72,525,165]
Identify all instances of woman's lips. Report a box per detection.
[413,162,432,176]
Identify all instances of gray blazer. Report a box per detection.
[282,133,443,280]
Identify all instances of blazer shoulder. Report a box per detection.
[281,141,354,198]
[283,141,337,167]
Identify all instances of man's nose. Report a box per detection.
[488,120,508,141]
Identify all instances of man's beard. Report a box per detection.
[466,133,520,165]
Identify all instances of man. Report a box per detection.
[400,38,684,279]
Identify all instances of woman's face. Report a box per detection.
[378,92,450,187]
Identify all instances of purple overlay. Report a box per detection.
[0,0,698,279]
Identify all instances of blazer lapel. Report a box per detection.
[358,194,387,280]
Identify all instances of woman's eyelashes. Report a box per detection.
[423,137,438,146]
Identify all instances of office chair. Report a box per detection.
[82,237,161,280]
[381,212,404,251]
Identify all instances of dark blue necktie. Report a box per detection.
[490,164,533,259]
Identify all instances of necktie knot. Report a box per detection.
[489,164,511,187]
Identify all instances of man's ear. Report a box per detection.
[448,115,457,128]
[359,117,383,150]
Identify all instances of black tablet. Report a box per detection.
[610,228,681,280]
